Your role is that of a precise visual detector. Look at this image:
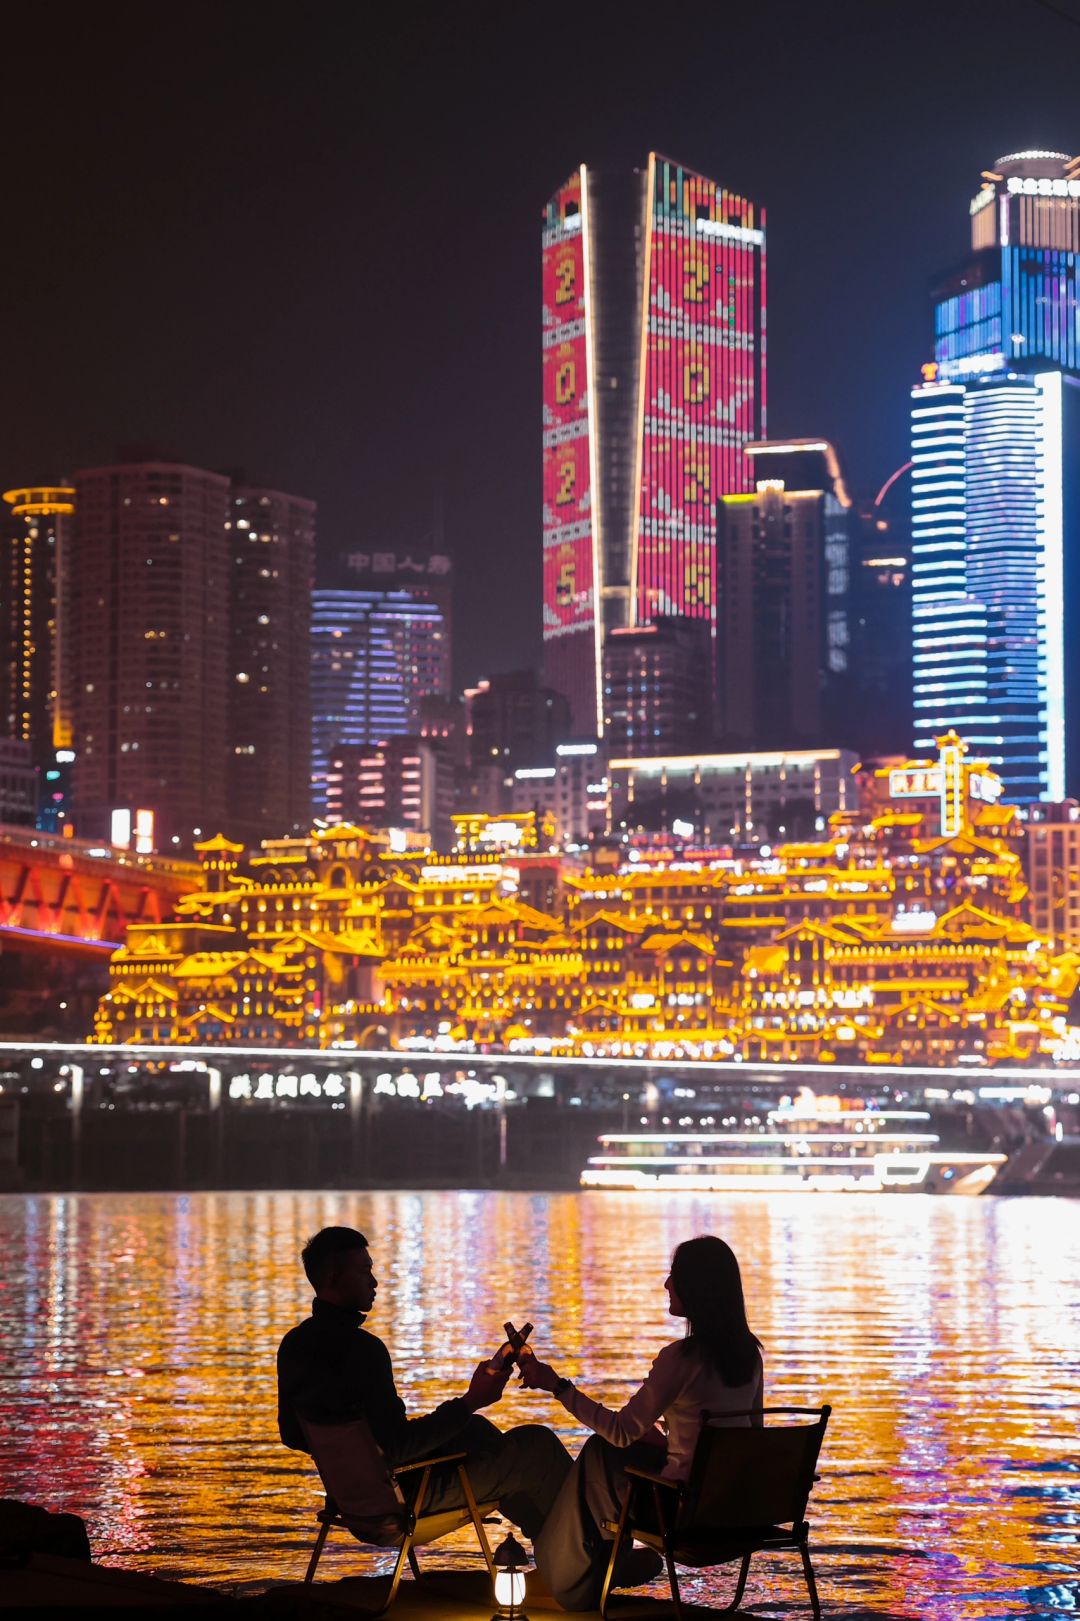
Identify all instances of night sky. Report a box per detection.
[3,0,1078,684]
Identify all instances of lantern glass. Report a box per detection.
[494,1567,526,1608]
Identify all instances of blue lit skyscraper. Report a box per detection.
[311,549,451,816]
[934,150,1080,378]
[912,152,1080,802]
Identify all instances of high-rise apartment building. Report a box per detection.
[70,460,231,845]
[466,669,571,772]
[1,484,75,825]
[602,618,712,758]
[327,735,454,846]
[228,485,315,842]
[311,548,452,815]
[912,151,1080,801]
[850,503,911,758]
[0,737,37,824]
[511,741,607,846]
[716,441,852,749]
[542,155,766,734]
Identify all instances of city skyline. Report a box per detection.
[3,0,1079,686]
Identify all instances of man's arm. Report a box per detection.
[276,1320,508,1462]
[370,1342,510,1466]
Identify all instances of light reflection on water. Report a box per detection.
[1,1188,1078,1617]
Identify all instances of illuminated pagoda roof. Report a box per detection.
[194,833,245,855]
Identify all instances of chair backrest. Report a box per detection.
[299,1416,408,1544]
[682,1405,831,1532]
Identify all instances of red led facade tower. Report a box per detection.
[542,169,598,735]
[542,154,765,737]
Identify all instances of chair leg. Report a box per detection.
[457,1463,496,1581]
[717,1551,752,1613]
[599,1485,634,1618]
[652,1484,683,1621]
[660,1536,683,1621]
[380,1467,430,1611]
[304,1519,331,1584]
[800,1538,822,1621]
[383,1533,415,1614]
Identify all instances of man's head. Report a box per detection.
[301,1226,377,1313]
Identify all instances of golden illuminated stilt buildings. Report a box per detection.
[93,735,1080,1065]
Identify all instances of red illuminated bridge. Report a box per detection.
[0,824,200,958]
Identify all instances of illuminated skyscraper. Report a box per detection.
[912,151,1080,801]
[70,460,231,845]
[935,150,1080,378]
[311,549,451,816]
[542,155,765,735]
[227,484,315,842]
[1,484,75,826]
[602,618,711,757]
[716,441,852,749]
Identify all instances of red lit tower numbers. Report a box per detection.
[636,162,762,626]
[542,173,594,647]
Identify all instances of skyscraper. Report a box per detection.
[716,441,852,749]
[465,669,571,772]
[311,548,452,816]
[227,484,315,842]
[70,460,231,845]
[936,150,1080,377]
[850,500,911,758]
[1,484,75,825]
[911,151,1080,801]
[542,154,766,735]
[602,618,712,758]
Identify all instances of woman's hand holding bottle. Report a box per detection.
[517,1342,563,1394]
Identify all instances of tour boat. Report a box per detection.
[580,1099,1007,1194]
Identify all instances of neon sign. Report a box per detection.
[1006,175,1080,198]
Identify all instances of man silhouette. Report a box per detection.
[277,1226,570,1538]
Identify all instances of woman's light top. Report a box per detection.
[558,1339,763,1480]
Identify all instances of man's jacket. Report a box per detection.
[277,1297,473,1465]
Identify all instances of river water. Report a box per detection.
[1,1188,1077,1617]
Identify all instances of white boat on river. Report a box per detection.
[581,1095,1006,1194]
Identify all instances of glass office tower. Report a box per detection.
[542,154,765,735]
[310,584,449,817]
[912,152,1080,801]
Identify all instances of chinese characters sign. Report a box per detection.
[345,551,451,577]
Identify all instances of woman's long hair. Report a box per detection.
[671,1235,762,1386]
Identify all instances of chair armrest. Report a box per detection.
[393,1451,467,1474]
[625,1465,682,1493]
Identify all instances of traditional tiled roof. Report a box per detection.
[194,833,245,855]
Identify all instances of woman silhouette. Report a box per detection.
[521,1234,763,1610]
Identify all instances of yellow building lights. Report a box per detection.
[2,486,76,517]
[92,746,1080,1066]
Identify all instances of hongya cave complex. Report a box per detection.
[93,737,1080,1067]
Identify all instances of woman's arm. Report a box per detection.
[521,1345,681,1449]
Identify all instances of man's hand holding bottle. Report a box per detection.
[464,1319,536,1410]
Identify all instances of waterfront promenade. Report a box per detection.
[2,1040,1078,1193]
